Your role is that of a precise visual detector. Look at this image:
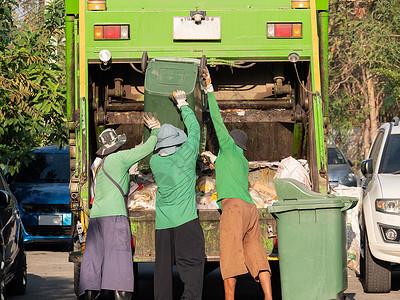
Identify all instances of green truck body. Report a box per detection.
[65,0,328,295]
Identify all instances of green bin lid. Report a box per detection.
[267,178,358,214]
[145,58,199,96]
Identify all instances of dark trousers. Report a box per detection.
[154,218,205,300]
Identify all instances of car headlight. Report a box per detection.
[379,223,400,243]
[345,172,356,182]
[376,199,400,214]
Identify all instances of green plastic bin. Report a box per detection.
[267,178,358,300]
[139,57,204,170]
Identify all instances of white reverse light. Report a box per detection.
[288,53,300,63]
[120,26,129,39]
[99,49,112,64]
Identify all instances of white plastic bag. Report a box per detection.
[128,182,157,210]
[274,156,312,189]
[333,185,362,275]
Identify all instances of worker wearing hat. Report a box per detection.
[201,69,273,300]
[150,90,205,300]
[79,113,161,300]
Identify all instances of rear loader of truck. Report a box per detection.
[65,0,329,296]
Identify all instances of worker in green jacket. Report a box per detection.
[80,112,160,300]
[201,69,273,300]
[150,90,205,300]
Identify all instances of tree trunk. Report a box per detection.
[363,117,371,158]
[367,70,378,141]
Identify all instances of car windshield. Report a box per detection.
[328,148,346,165]
[15,152,70,183]
[380,134,400,173]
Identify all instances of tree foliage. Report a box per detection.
[0,0,66,174]
[329,0,400,163]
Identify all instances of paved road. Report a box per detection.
[7,249,400,300]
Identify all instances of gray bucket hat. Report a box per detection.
[230,129,248,151]
[96,128,127,156]
[156,124,187,155]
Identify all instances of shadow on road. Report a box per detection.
[8,274,75,300]
[24,242,73,252]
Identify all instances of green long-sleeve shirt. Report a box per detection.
[207,92,254,208]
[90,128,159,218]
[150,106,200,230]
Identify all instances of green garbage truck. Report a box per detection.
[65,0,329,295]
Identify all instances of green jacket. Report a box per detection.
[207,92,254,208]
[90,129,159,218]
[150,106,200,229]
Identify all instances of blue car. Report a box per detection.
[10,146,72,244]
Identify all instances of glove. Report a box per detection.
[143,112,161,130]
[170,90,189,110]
[201,151,217,164]
[201,67,214,94]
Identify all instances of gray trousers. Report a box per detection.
[79,215,134,296]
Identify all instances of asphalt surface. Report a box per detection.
[7,248,400,300]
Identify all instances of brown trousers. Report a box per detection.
[220,198,271,280]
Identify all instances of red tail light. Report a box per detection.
[94,25,130,40]
[267,23,302,38]
[275,24,292,37]
[104,26,121,39]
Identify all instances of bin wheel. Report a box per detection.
[200,55,207,73]
[74,262,81,297]
[363,231,391,293]
[141,51,148,73]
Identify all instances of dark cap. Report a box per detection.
[230,129,248,151]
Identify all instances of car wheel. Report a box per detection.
[363,231,391,293]
[359,228,365,279]
[0,253,5,300]
[6,243,27,295]
[74,262,81,297]
[359,246,365,279]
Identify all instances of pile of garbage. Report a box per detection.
[127,170,157,210]
[126,173,279,211]
[249,181,277,208]
[195,176,219,210]
[126,156,311,211]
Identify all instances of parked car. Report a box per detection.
[10,146,72,245]
[327,145,357,188]
[0,168,27,297]
[359,117,400,293]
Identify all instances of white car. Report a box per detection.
[359,117,400,293]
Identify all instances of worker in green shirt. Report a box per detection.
[150,90,205,300]
[201,68,273,300]
[79,112,160,300]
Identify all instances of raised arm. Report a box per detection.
[117,112,160,165]
[170,90,200,149]
[181,106,200,149]
[202,68,233,149]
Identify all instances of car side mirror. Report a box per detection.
[361,158,373,178]
[4,172,11,184]
[0,190,10,209]
[348,160,354,167]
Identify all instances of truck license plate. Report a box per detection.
[38,215,62,226]
[173,16,221,40]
